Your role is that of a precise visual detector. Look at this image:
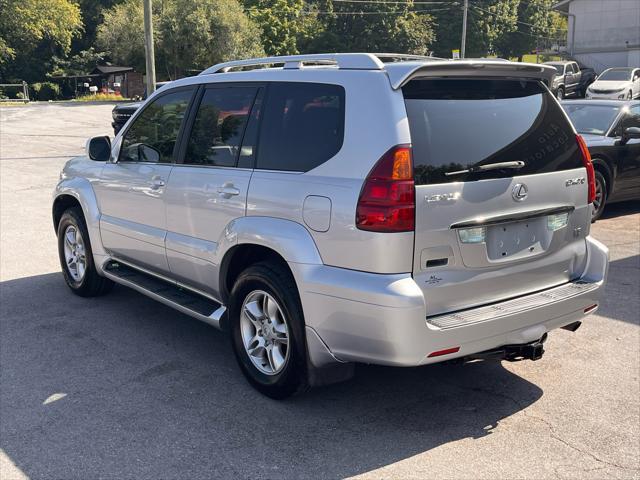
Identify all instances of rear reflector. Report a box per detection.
[584,304,598,314]
[576,134,596,204]
[427,346,460,358]
[356,145,415,232]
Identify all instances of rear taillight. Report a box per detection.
[576,134,596,204]
[356,145,415,232]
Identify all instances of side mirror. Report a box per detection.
[617,126,640,146]
[87,136,111,161]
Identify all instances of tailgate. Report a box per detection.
[403,78,591,316]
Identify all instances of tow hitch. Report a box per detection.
[464,334,547,363]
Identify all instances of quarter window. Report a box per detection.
[256,82,345,172]
[120,89,193,163]
[184,86,258,167]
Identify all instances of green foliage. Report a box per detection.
[0,0,83,81]
[302,0,435,55]
[431,0,519,58]
[494,0,566,61]
[31,82,61,101]
[245,0,308,55]
[50,47,108,77]
[97,0,264,79]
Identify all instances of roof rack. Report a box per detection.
[199,53,384,75]
[198,53,446,75]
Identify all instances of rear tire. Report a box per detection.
[57,208,114,297]
[591,170,607,222]
[556,87,565,100]
[229,261,309,399]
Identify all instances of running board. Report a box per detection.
[102,260,227,330]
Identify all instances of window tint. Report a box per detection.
[120,89,193,163]
[184,86,258,167]
[562,103,620,135]
[403,79,583,185]
[256,82,345,171]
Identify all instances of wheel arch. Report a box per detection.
[591,156,614,199]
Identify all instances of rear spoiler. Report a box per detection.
[384,60,557,90]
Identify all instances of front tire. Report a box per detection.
[592,170,607,222]
[57,208,113,297]
[229,261,308,399]
[556,87,565,100]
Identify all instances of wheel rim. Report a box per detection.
[240,290,290,375]
[593,177,604,217]
[63,225,86,282]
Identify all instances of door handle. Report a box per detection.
[149,176,166,190]
[217,184,240,198]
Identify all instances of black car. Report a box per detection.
[562,100,640,220]
[111,81,170,134]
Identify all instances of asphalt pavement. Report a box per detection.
[1,103,639,479]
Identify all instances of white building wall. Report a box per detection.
[566,0,640,72]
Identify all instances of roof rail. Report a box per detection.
[199,53,386,75]
[375,53,444,63]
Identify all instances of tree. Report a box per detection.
[494,0,565,61]
[244,0,308,55]
[0,0,82,81]
[97,0,264,80]
[431,0,519,58]
[305,0,436,55]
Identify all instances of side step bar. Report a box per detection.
[102,260,227,330]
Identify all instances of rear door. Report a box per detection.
[404,78,591,316]
[163,84,261,296]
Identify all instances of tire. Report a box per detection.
[591,170,607,222]
[229,261,308,399]
[556,87,565,100]
[57,207,114,297]
[627,90,633,100]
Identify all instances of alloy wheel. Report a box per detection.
[240,290,290,375]
[63,225,86,282]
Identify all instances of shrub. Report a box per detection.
[76,92,125,101]
[31,82,61,101]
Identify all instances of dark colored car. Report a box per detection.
[562,100,640,220]
[111,81,170,134]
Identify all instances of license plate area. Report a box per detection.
[486,217,550,262]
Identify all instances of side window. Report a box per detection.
[184,86,258,167]
[256,82,345,172]
[626,106,640,128]
[120,89,193,163]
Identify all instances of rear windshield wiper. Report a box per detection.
[445,161,526,177]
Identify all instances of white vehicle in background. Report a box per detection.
[586,67,640,100]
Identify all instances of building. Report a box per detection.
[554,0,640,73]
[90,65,144,98]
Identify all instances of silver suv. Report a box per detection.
[53,54,609,398]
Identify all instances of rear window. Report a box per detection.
[403,79,583,185]
[256,82,345,172]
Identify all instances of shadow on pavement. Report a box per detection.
[600,200,640,220]
[598,254,640,326]
[1,272,543,479]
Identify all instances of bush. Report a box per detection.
[31,82,61,101]
[76,92,125,101]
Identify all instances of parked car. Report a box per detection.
[53,54,608,399]
[545,60,583,99]
[585,67,640,100]
[561,99,640,220]
[111,81,170,134]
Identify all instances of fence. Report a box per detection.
[0,82,30,103]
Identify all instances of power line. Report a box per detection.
[303,6,456,14]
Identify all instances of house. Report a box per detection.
[554,0,640,73]
[90,65,144,98]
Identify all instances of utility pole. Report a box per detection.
[461,0,469,59]
[143,0,156,95]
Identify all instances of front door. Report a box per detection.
[164,84,262,297]
[614,104,640,198]
[94,87,195,274]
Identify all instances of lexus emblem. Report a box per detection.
[512,183,528,202]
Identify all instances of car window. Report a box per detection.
[562,103,621,135]
[570,64,577,74]
[120,89,193,163]
[256,82,345,172]
[403,79,583,185]
[184,86,258,167]
[621,106,640,131]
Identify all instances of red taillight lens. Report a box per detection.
[576,134,596,204]
[356,145,415,232]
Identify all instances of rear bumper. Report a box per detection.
[294,236,608,367]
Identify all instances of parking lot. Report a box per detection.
[1,103,639,479]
